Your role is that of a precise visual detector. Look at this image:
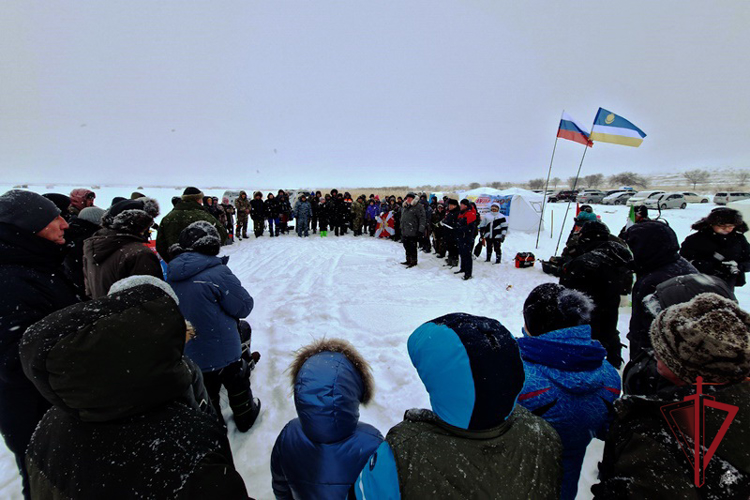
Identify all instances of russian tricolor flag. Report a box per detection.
[557,112,593,147]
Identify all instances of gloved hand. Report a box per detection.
[723,260,741,275]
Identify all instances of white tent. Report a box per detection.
[458,187,544,233]
[728,199,750,243]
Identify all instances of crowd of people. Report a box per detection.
[1,186,749,499]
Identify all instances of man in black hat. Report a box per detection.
[155,187,227,262]
[400,192,426,268]
[0,190,80,498]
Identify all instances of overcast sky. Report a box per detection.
[1,1,749,188]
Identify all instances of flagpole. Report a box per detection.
[554,143,590,255]
[536,110,564,249]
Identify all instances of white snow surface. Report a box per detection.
[2,184,750,499]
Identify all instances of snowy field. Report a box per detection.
[2,184,749,499]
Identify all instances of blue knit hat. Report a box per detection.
[408,313,524,430]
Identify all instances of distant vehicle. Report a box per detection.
[548,190,579,203]
[604,189,629,197]
[601,191,636,205]
[713,192,750,205]
[576,190,606,204]
[681,192,710,203]
[627,190,666,206]
[643,192,687,210]
[222,190,243,205]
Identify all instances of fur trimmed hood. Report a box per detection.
[289,338,374,443]
[290,338,373,404]
[101,197,159,235]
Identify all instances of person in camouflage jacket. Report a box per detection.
[234,191,250,239]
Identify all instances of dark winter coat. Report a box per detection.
[356,407,562,500]
[271,340,383,499]
[517,325,621,500]
[250,197,265,221]
[293,200,312,223]
[83,228,163,299]
[680,228,750,288]
[235,192,251,223]
[624,221,697,357]
[400,199,426,238]
[20,282,248,500]
[593,381,750,499]
[442,208,460,249]
[62,216,101,296]
[278,197,293,220]
[221,203,236,229]
[204,198,225,226]
[168,253,253,372]
[0,223,79,490]
[156,200,227,262]
[264,198,280,218]
[456,208,478,246]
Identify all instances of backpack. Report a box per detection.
[514,252,536,268]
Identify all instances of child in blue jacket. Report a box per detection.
[518,283,621,500]
[271,339,383,499]
[167,221,261,432]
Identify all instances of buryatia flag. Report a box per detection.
[557,112,592,147]
[590,108,647,147]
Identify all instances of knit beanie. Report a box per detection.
[43,193,72,214]
[650,293,750,384]
[182,187,204,203]
[523,283,594,336]
[101,198,159,235]
[575,211,598,225]
[172,221,221,257]
[77,207,105,226]
[0,190,61,234]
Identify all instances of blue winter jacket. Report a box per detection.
[167,253,253,372]
[365,204,379,221]
[517,325,621,500]
[271,350,383,500]
[293,200,312,222]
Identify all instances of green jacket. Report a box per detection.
[386,407,562,499]
[155,201,227,262]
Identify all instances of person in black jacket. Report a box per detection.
[318,194,331,233]
[624,220,696,361]
[560,221,633,368]
[310,191,321,234]
[265,193,280,237]
[679,207,750,292]
[62,206,104,297]
[0,190,80,499]
[442,199,460,268]
[250,191,265,238]
[20,277,250,499]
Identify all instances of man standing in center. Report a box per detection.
[400,192,426,268]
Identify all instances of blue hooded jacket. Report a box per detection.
[517,325,621,500]
[167,252,253,372]
[271,340,383,500]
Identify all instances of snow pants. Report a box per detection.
[252,217,264,237]
[486,239,503,262]
[203,359,256,430]
[403,236,419,265]
[458,238,473,277]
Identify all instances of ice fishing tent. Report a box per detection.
[458,187,544,233]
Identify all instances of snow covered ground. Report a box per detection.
[1,184,748,499]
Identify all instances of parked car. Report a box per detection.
[576,190,606,204]
[626,190,665,206]
[713,192,750,205]
[548,190,579,202]
[221,190,243,205]
[601,191,637,205]
[681,192,710,203]
[643,192,687,210]
[604,189,629,197]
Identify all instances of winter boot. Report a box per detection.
[454,269,464,275]
[234,398,261,432]
[462,275,473,281]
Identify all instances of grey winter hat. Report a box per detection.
[77,207,105,226]
[0,189,61,234]
[523,283,594,336]
[101,198,159,235]
[650,293,750,384]
[173,221,221,256]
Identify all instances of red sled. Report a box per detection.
[514,252,535,268]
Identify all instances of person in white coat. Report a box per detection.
[479,202,508,264]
